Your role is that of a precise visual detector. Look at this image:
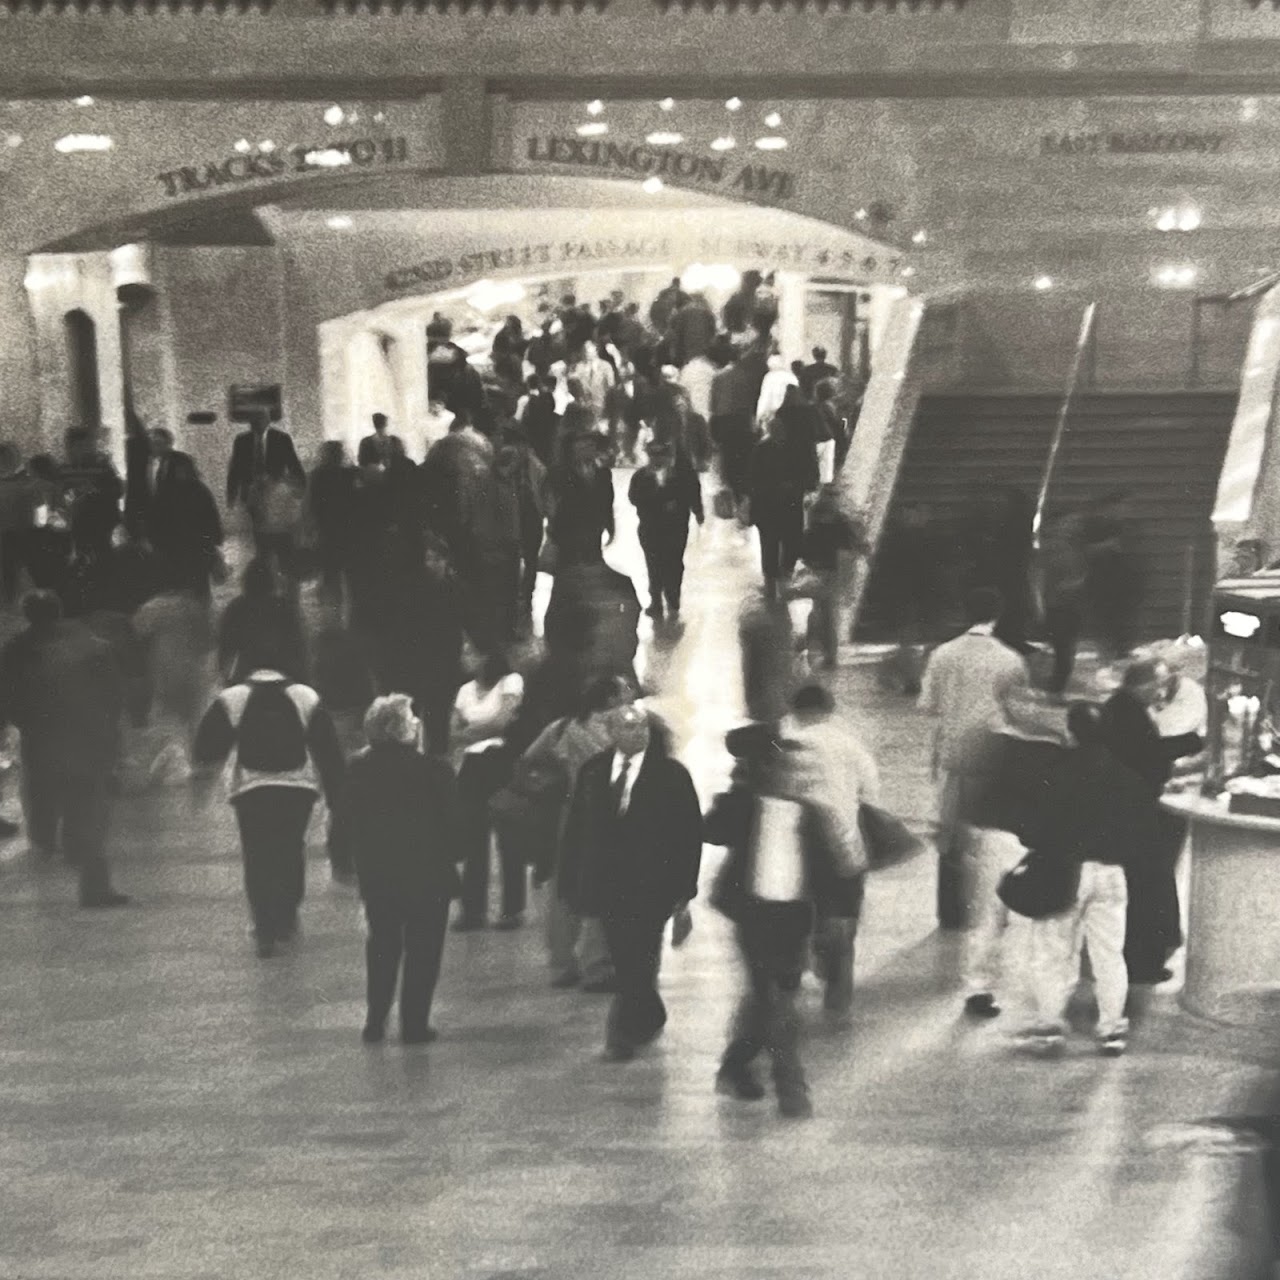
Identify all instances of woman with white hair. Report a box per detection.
[337,693,462,1045]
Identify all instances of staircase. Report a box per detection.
[857,390,1238,643]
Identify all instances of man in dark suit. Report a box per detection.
[132,426,194,547]
[225,411,306,565]
[560,701,703,1061]
[356,413,401,470]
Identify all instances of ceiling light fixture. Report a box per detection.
[912,229,928,245]
[710,136,737,152]
[1033,275,1054,291]
[659,98,675,111]
[587,99,604,116]
[725,97,742,112]
[258,140,276,154]
[74,95,95,107]
[1153,263,1198,288]
[53,134,113,154]
[900,266,916,278]
[1178,207,1203,232]
[326,215,354,230]
[234,139,252,154]
[5,134,22,149]
[577,122,609,138]
[646,131,684,146]
[754,136,787,151]
[304,148,351,168]
[642,176,664,194]
[323,105,345,127]
[764,111,782,128]
[855,207,868,220]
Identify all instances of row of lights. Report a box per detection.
[579,99,787,153]
[1026,265,1202,291]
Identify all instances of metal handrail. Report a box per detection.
[1031,301,1097,551]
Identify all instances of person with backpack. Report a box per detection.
[194,651,345,958]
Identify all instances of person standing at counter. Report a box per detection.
[1100,658,1200,985]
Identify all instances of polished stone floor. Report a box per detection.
[0,491,1277,1279]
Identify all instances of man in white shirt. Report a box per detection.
[679,352,717,423]
[919,587,1028,994]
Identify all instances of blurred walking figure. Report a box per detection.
[338,694,462,1046]
[706,727,863,1118]
[628,439,704,622]
[307,441,358,613]
[194,655,345,957]
[1037,511,1088,695]
[218,558,307,685]
[783,684,881,1012]
[919,588,1028,943]
[748,412,819,601]
[1082,491,1143,662]
[0,590,129,907]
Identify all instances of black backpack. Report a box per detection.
[236,682,309,773]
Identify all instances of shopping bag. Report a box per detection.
[713,488,736,521]
[858,803,927,871]
[997,851,1080,920]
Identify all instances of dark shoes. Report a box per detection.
[81,890,130,909]
[361,1024,385,1045]
[255,937,277,959]
[452,916,486,933]
[0,816,20,838]
[550,970,581,989]
[402,1027,439,1046]
[493,914,524,932]
[601,1042,636,1063]
[645,604,664,620]
[582,976,619,994]
[778,1088,814,1120]
[964,993,1001,1019]
[716,1066,767,1101]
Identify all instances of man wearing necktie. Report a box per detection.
[560,700,703,1062]
[226,410,306,570]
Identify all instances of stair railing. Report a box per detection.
[1030,302,1098,621]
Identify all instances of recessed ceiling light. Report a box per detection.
[912,229,928,245]
[73,95,95,107]
[900,266,916,278]
[323,105,345,127]
[659,98,675,111]
[53,134,113,154]
[710,136,737,152]
[305,148,351,168]
[1242,98,1260,122]
[725,97,743,112]
[764,111,782,128]
[587,99,604,116]
[1153,263,1198,288]
[1033,275,1054,291]
[642,176,664,194]
[234,139,252,154]
[646,131,684,146]
[1178,207,1203,231]
[754,136,787,151]
[577,122,609,138]
[855,207,868,220]
[326,216,354,230]
[258,140,275,153]
[5,134,22,149]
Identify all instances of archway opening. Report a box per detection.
[63,308,102,434]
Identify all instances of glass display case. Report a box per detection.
[1204,573,1280,813]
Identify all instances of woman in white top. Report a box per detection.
[451,653,526,931]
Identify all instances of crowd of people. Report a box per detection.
[0,271,1208,1123]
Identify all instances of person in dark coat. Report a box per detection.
[800,348,840,399]
[628,439,704,621]
[225,412,306,568]
[128,425,194,546]
[669,293,717,367]
[427,314,486,420]
[519,376,561,468]
[0,590,128,906]
[336,694,462,1045]
[356,413,401,470]
[1100,657,1192,984]
[490,316,527,389]
[146,453,223,602]
[543,553,642,711]
[709,349,769,507]
[307,441,358,610]
[648,278,686,335]
[63,427,124,567]
[217,558,307,685]
[748,412,819,599]
[548,434,615,566]
[560,700,703,1061]
[459,439,523,655]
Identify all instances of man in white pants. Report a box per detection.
[1023,703,1151,1056]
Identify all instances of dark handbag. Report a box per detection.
[997,851,1080,920]
[858,803,926,871]
[713,488,736,520]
